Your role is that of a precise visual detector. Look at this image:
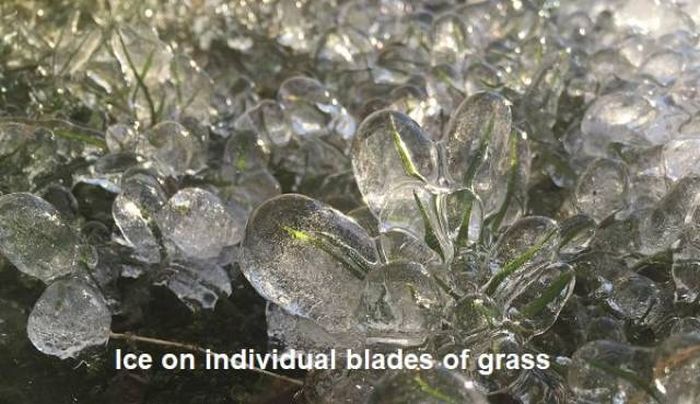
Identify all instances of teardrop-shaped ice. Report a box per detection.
[234,100,291,147]
[27,278,111,359]
[500,262,576,337]
[157,188,243,260]
[352,110,438,213]
[443,91,511,179]
[568,340,654,403]
[663,137,700,181]
[112,194,161,264]
[266,303,363,353]
[574,159,630,222]
[136,121,207,175]
[241,194,378,332]
[356,261,444,347]
[278,76,354,139]
[0,193,84,283]
[158,260,232,311]
[654,333,700,403]
[450,293,502,337]
[638,176,700,255]
[369,365,488,404]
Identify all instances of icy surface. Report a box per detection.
[27,278,111,359]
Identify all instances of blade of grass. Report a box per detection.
[519,271,574,318]
[390,113,428,183]
[586,359,660,402]
[116,30,158,126]
[485,130,520,231]
[413,190,444,261]
[455,190,477,248]
[462,114,495,187]
[483,229,557,296]
[413,375,458,404]
[282,226,370,279]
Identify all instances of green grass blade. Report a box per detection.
[390,113,428,183]
[519,271,574,318]
[484,229,557,296]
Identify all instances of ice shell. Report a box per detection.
[352,110,438,213]
[157,188,243,260]
[356,261,443,347]
[27,278,111,359]
[638,176,700,255]
[266,303,362,353]
[112,194,161,264]
[369,365,488,404]
[499,262,576,337]
[158,260,232,311]
[653,333,700,403]
[0,193,84,283]
[137,121,207,175]
[574,159,630,222]
[443,92,512,187]
[568,340,653,403]
[241,194,378,332]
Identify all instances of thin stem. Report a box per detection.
[108,332,304,387]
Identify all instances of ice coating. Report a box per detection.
[240,194,378,332]
[27,278,111,359]
[0,193,84,283]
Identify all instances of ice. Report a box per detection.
[356,261,444,347]
[304,369,381,404]
[136,121,207,176]
[671,241,700,303]
[234,100,291,147]
[669,316,700,336]
[110,25,173,88]
[640,50,686,86]
[277,76,355,139]
[606,273,672,329]
[615,0,695,38]
[27,278,111,359]
[574,159,630,222]
[580,92,657,155]
[442,92,513,217]
[216,169,281,214]
[378,229,441,268]
[499,262,576,337]
[0,193,84,283]
[653,333,700,403]
[352,110,438,213]
[156,260,232,311]
[112,169,167,264]
[157,188,243,260]
[373,44,429,85]
[450,293,502,338]
[266,303,362,353]
[223,129,270,174]
[369,365,488,404]
[585,316,626,342]
[347,206,380,237]
[316,27,373,72]
[240,194,378,332]
[443,187,484,247]
[431,14,468,65]
[105,124,139,153]
[663,138,700,181]
[638,176,700,255]
[568,340,654,403]
[487,216,560,278]
[112,194,161,264]
[558,214,596,255]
